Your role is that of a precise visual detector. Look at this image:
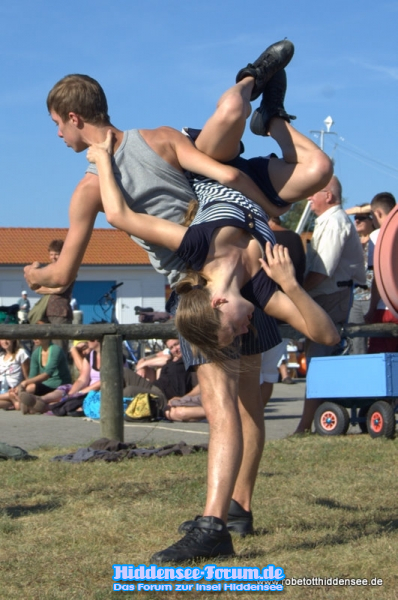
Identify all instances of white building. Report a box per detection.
[0,228,169,324]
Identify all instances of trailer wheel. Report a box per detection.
[367,401,396,439]
[314,403,350,436]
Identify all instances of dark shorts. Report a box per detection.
[166,292,281,369]
[34,382,58,396]
[184,127,289,209]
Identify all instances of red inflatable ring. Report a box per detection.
[374,204,398,319]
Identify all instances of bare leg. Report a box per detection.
[195,78,254,162]
[165,405,206,422]
[230,354,263,512]
[197,360,242,523]
[267,119,333,202]
[7,390,21,410]
[260,381,274,408]
[0,394,13,410]
[18,388,64,413]
[194,82,332,210]
[40,389,64,405]
[294,398,321,433]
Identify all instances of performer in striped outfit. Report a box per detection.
[87,134,339,368]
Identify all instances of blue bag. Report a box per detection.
[83,391,132,420]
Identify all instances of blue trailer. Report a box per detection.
[306,353,398,438]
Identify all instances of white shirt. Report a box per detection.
[0,348,29,389]
[305,205,366,297]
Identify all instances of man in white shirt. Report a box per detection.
[294,175,366,433]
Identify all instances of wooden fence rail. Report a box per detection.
[0,322,397,441]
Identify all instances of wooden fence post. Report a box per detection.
[100,334,124,441]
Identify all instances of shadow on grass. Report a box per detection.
[314,497,359,511]
[2,500,62,519]
[270,512,398,553]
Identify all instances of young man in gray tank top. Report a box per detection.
[24,40,332,562]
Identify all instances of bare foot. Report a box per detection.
[8,390,21,411]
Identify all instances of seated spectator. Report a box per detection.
[135,339,181,381]
[0,339,30,410]
[68,340,90,377]
[19,339,100,415]
[123,339,198,414]
[12,322,71,403]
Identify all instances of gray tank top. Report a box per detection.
[86,129,195,284]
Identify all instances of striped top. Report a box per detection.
[177,176,277,309]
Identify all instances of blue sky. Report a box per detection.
[1,0,398,228]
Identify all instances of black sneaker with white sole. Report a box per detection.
[151,516,234,563]
[236,39,294,101]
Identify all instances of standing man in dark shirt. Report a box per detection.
[40,240,74,355]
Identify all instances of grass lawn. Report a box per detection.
[0,434,397,599]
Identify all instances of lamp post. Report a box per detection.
[295,116,337,234]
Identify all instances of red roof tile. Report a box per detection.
[0,228,151,265]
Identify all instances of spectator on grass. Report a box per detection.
[18,339,101,415]
[123,339,198,415]
[10,322,71,407]
[135,339,182,381]
[0,339,30,410]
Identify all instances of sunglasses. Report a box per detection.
[354,215,371,222]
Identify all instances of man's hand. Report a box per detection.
[259,242,296,290]
[86,129,114,164]
[24,261,42,290]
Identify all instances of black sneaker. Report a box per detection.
[236,39,294,101]
[250,69,296,136]
[178,499,254,537]
[226,499,254,537]
[151,516,234,563]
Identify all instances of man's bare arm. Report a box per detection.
[143,126,283,217]
[34,285,71,295]
[24,174,102,289]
